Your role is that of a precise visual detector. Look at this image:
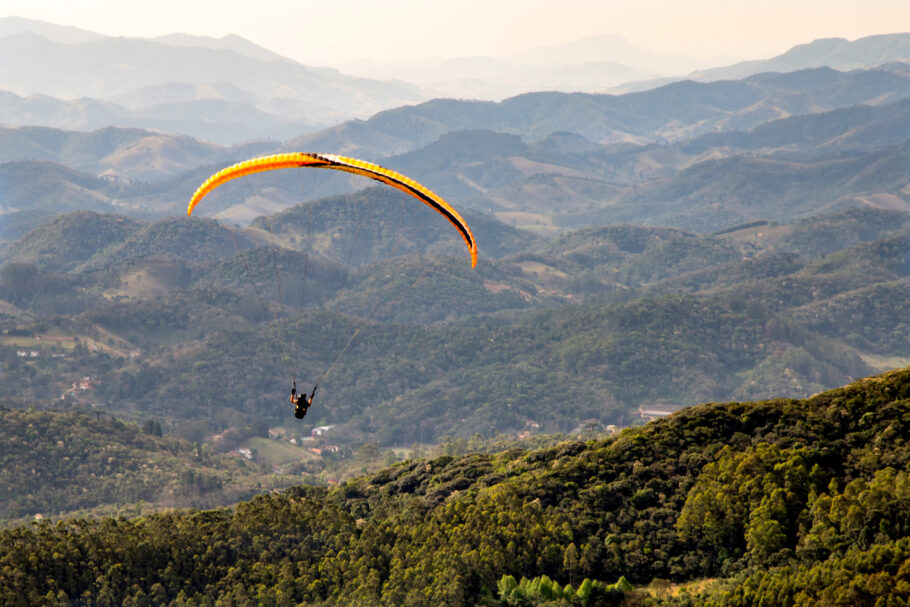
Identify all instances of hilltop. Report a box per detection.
[0,366,907,605]
[251,186,539,265]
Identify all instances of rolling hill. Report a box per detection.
[1,366,908,604]
[0,160,126,214]
[0,210,144,271]
[289,64,910,159]
[4,63,910,236]
[250,186,540,266]
[0,407,299,524]
[591,141,910,232]
[3,202,907,445]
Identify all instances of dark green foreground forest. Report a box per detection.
[2,367,909,606]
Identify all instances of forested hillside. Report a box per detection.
[1,367,907,606]
[2,50,910,586]
[250,187,539,265]
[0,408,301,524]
[2,202,907,447]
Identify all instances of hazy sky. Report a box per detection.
[5,0,910,66]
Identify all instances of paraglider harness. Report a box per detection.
[291,381,317,419]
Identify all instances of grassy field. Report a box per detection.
[858,352,910,371]
[102,264,185,301]
[517,260,569,281]
[493,211,559,235]
[0,331,135,358]
[242,436,321,468]
[716,221,791,245]
[641,577,722,600]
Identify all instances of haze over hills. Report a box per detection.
[692,33,910,82]
[0,86,343,145]
[0,29,422,113]
[339,33,910,101]
[149,32,289,63]
[0,17,424,142]
[4,62,910,234]
[0,16,103,44]
[614,32,910,93]
[288,63,910,161]
[338,34,731,100]
[4,17,910,145]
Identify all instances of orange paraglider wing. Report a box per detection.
[188,153,477,268]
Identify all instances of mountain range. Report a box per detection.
[338,33,729,100]
[0,17,423,143]
[614,32,910,92]
[2,54,910,233]
[4,17,910,144]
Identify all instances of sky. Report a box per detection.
[4,0,910,66]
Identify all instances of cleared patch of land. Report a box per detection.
[1,331,135,358]
[858,352,910,371]
[242,436,321,468]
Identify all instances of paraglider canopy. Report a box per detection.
[188,152,478,268]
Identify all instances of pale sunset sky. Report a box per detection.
[4,0,910,66]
